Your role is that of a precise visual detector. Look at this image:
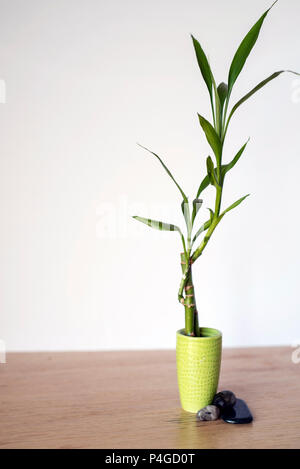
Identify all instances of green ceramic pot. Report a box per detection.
[176,327,222,413]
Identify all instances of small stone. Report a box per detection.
[212,390,236,409]
[196,405,220,421]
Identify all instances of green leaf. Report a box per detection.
[221,194,250,215]
[192,198,203,216]
[221,139,249,179]
[133,216,182,234]
[191,198,203,225]
[196,174,210,198]
[206,156,218,186]
[191,35,214,100]
[192,219,211,243]
[228,70,300,123]
[198,114,222,164]
[227,1,278,96]
[137,144,188,202]
[217,82,228,115]
[207,208,214,222]
[181,200,191,232]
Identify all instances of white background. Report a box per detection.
[0,0,299,351]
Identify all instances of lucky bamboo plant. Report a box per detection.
[133,1,298,337]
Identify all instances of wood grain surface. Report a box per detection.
[0,347,299,449]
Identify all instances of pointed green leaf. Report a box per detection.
[133,216,182,234]
[191,35,214,100]
[207,208,214,222]
[181,200,191,232]
[206,156,214,183]
[206,156,218,186]
[228,70,300,123]
[193,198,203,213]
[192,219,211,243]
[191,198,203,225]
[222,139,249,179]
[222,194,250,215]
[196,174,210,199]
[217,82,228,115]
[137,144,188,202]
[214,84,222,135]
[198,114,222,164]
[227,1,278,96]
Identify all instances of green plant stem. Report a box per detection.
[221,94,231,141]
[190,93,226,263]
[215,184,223,216]
[180,253,200,337]
[191,211,224,263]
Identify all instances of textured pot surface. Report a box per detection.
[176,327,222,413]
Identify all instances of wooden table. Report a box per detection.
[0,347,299,449]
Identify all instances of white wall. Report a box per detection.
[0,0,299,351]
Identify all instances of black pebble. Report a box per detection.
[212,390,236,409]
[221,398,253,424]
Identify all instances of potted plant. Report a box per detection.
[133,1,298,413]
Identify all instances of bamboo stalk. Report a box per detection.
[180,253,200,337]
[134,2,295,338]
